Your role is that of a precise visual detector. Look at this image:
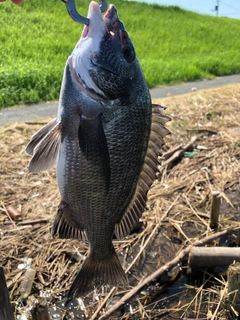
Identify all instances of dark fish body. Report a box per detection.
[26,1,170,297]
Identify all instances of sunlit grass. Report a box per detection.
[1,0,240,108]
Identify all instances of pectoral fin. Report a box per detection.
[78,113,111,189]
[27,122,62,173]
[25,118,57,155]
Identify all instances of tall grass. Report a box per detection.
[1,0,240,108]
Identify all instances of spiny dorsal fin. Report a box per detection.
[25,118,57,155]
[27,122,62,173]
[114,104,170,239]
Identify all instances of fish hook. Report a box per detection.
[62,0,108,26]
[99,0,108,13]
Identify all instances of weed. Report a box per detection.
[1,0,240,108]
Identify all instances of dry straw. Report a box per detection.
[0,84,239,319]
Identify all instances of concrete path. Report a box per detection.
[1,74,240,127]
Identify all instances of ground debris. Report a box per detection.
[0,84,240,319]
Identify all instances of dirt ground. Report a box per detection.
[0,84,240,319]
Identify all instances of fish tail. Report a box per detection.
[67,249,128,298]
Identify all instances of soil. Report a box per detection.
[0,83,239,319]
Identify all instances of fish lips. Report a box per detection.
[80,3,118,39]
[104,4,118,31]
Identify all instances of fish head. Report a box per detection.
[70,1,141,101]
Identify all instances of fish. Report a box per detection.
[25,1,170,297]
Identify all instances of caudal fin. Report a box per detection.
[68,250,128,298]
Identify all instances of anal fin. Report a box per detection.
[52,201,86,241]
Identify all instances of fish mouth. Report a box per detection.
[81,3,119,39]
[69,2,127,100]
[103,4,118,33]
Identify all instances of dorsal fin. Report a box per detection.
[114,104,170,239]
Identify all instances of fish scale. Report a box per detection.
[105,107,150,212]
[63,140,107,220]
[25,1,170,297]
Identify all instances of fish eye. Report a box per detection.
[122,45,135,63]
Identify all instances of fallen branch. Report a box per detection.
[3,219,49,226]
[2,225,33,233]
[161,144,182,160]
[126,194,180,274]
[186,127,218,135]
[18,219,49,226]
[188,246,240,267]
[25,121,48,125]
[160,136,197,171]
[99,227,240,319]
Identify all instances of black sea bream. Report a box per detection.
[26,1,170,297]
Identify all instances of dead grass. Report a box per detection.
[0,84,240,319]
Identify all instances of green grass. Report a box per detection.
[1,0,240,108]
